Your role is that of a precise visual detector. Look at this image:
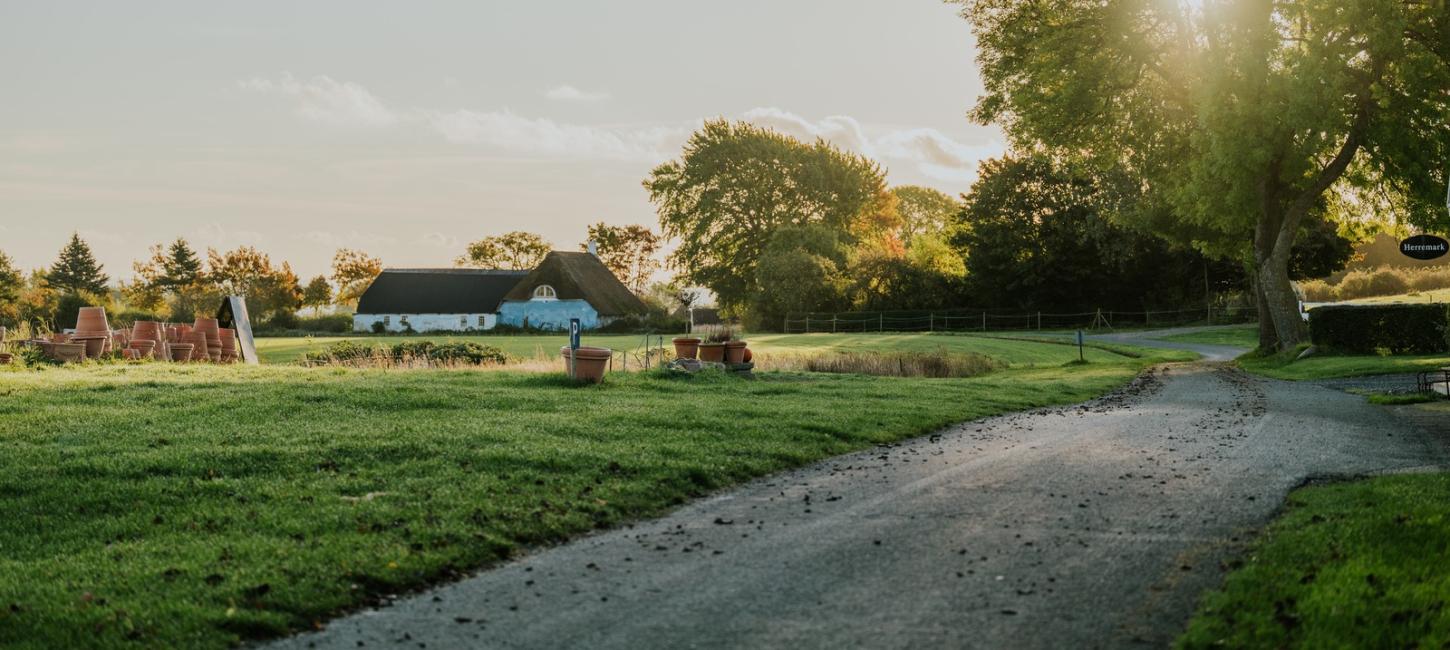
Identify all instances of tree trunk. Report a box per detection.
[1249,267,1279,351]
[1256,247,1304,351]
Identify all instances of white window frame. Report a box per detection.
[532,285,558,301]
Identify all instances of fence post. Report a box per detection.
[805,315,810,333]
[981,312,987,331]
[1145,310,1151,327]
[1037,312,1041,330]
[879,314,883,333]
[929,313,934,332]
[832,316,837,334]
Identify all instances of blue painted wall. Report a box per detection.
[497,299,600,330]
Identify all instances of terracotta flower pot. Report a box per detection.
[73,336,107,359]
[130,340,157,359]
[169,343,194,362]
[218,328,237,354]
[121,348,140,361]
[743,348,753,363]
[0,352,12,365]
[724,340,747,364]
[193,317,220,337]
[560,346,612,383]
[698,342,726,363]
[76,307,110,334]
[131,321,162,342]
[186,331,211,362]
[50,333,70,343]
[672,337,702,360]
[52,342,86,363]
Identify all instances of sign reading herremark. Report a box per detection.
[1400,234,1450,261]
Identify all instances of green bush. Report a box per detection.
[1309,304,1450,354]
[304,340,509,366]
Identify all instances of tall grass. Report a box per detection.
[1306,265,1450,301]
[756,349,1002,378]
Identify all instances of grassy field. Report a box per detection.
[255,332,1136,367]
[1177,471,1450,648]
[1157,325,1259,349]
[0,337,1190,648]
[1237,349,1450,381]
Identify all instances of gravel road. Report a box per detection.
[270,360,1448,649]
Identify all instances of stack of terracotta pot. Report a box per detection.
[192,317,224,363]
[10,306,244,364]
[70,307,113,360]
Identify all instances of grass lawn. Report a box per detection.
[1237,349,1450,381]
[1157,325,1259,349]
[1177,472,1450,649]
[255,332,1141,367]
[0,338,1190,648]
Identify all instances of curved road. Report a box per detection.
[270,328,1447,649]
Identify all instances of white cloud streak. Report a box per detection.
[544,84,609,102]
[238,72,398,127]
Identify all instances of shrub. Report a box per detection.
[1409,267,1450,293]
[1298,279,1336,302]
[1309,304,1450,354]
[297,313,352,333]
[757,349,1001,378]
[594,313,690,334]
[1366,268,1410,297]
[266,310,300,331]
[304,340,509,366]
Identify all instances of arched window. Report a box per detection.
[532,285,557,301]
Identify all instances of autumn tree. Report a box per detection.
[582,223,661,295]
[301,276,333,310]
[955,0,1450,350]
[48,233,109,295]
[331,248,383,307]
[645,119,893,316]
[455,231,552,270]
[0,251,22,326]
[206,246,302,318]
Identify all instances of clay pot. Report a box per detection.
[218,328,237,357]
[131,321,162,342]
[50,333,70,344]
[75,307,110,335]
[560,346,612,384]
[73,336,107,359]
[121,348,140,361]
[724,340,747,364]
[129,340,157,359]
[698,342,726,363]
[0,352,11,365]
[52,342,86,363]
[186,331,211,362]
[672,337,702,360]
[193,317,220,337]
[743,348,753,363]
[169,343,194,362]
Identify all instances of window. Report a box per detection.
[478,315,487,327]
[532,285,557,301]
[460,316,468,328]
[383,315,391,326]
[399,315,409,325]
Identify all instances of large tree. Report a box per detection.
[644,119,894,315]
[331,248,383,307]
[301,275,333,311]
[206,247,302,319]
[0,251,22,327]
[455,231,552,270]
[48,233,109,295]
[582,223,661,295]
[892,186,961,244]
[956,0,1449,350]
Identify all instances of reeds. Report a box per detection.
[754,349,1001,378]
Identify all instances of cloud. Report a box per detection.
[239,72,398,127]
[188,222,265,249]
[545,84,609,102]
[423,108,682,161]
[301,230,398,251]
[741,107,1002,183]
[417,232,461,249]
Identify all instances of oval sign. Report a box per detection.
[1401,234,1450,261]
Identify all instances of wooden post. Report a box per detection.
[981,312,986,331]
[805,315,810,333]
[1037,312,1042,330]
[832,316,837,334]
[929,313,934,332]
[879,314,883,333]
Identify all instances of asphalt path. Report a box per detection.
[269,329,1447,650]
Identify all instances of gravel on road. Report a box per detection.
[268,364,1448,650]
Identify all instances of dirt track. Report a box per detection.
[270,357,1447,649]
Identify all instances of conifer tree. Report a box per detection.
[48,233,108,295]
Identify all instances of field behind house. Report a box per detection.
[0,336,1191,648]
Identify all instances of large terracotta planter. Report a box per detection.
[560,346,612,383]
[186,331,211,362]
[724,340,747,364]
[672,337,702,360]
[698,342,726,363]
[169,343,194,362]
[0,352,12,365]
[73,336,107,359]
[130,340,157,360]
[52,342,86,363]
[75,306,110,336]
[131,321,161,342]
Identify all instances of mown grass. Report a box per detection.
[1237,347,1450,381]
[0,339,1187,649]
[254,332,1139,367]
[1178,473,1450,649]
[1157,325,1259,349]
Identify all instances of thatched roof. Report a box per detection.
[356,269,529,315]
[501,251,648,316]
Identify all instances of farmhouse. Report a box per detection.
[353,251,647,333]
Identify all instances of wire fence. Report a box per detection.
[782,305,1255,334]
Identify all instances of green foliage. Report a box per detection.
[300,275,332,309]
[582,223,660,295]
[1309,304,1450,354]
[0,250,22,327]
[1365,392,1437,406]
[48,233,108,295]
[303,340,509,365]
[455,231,551,270]
[159,238,203,290]
[753,225,849,323]
[1178,474,1450,649]
[891,185,960,244]
[644,119,892,315]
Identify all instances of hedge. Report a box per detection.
[1308,304,1450,354]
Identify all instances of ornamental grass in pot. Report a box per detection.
[695,324,741,363]
[560,346,613,383]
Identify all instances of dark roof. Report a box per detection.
[356,269,529,315]
[501,251,648,316]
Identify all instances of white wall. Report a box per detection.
[353,313,496,333]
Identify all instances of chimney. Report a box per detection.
[587,240,598,257]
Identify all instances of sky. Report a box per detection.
[0,1,1003,280]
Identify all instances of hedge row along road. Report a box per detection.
[271,328,1450,649]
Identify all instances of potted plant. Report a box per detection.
[672,335,702,360]
[560,346,613,383]
[696,325,737,363]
